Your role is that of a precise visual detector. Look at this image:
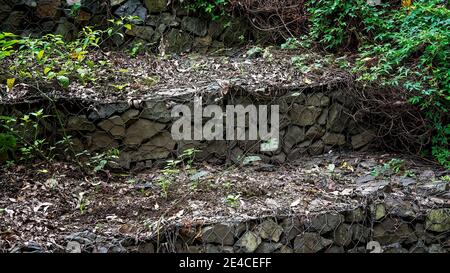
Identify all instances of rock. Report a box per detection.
[306,93,330,107]
[36,0,60,18]
[322,132,346,146]
[194,35,213,51]
[65,231,96,244]
[348,246,367,253]
[308,140,324,156]
[334,224,353,246]
[373,218,417,245]
[125,25,154,41]
[418,169,435,182]
[276,245,294,253]
[356,180,391,196]
[397,177,417,187]
[370,203,386,220]
[234,231,261,253]
[129,131,175,161]
[114,0,147,22]
[255,242,283,253]
[345,207,366,223]
[270,152,286,164]
[93,246,108,253]
[289,105,322,126]
[208,20,228,39]
[111,0,127,6]
[144,0,167,13]
[88,131,118,151]
[310,213,344,234]
[67,115,96,132]
[205,244,234,253]
[356,174,376,184]
[409,240,428,253]
[140,101,171,122]
[66,241,81,253]
[181,16,208,36]
[0,1,12,22]
[98,116,125,139]
[428,244,446,253]
[55,17,77,40]
[88,103,129,121]
[201,224,235,246]
[325,245,345,253]
[317,108,328,125]
[121,109,140,124]
[383,243,408,253]
[124,119,165,146]
[257,219,283,242]
[425,208,450,233]
[1,11,24,33]
[206,141,227,158]
[417,181,449,196]
[160,12,179,27]
[384,196,418,219]
[305,125,325,141]
[352,224,370,243]
[293,232,333,253]
[326,103,348,133]
[137,242,154,253]
[220,18,249,46]
[283,125,305,152]
[280,218,302,244]
[165,28,193,52]
[351,130,375,149]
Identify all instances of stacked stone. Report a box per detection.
[0,0,248,52]
[64,89,376,169]
[60,207,450,253]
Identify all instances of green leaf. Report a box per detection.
[44,67,52,75]
[6,78,15,90]
[57,75,70,88]
[36,50,45,61]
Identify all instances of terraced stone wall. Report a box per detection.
[0,0,250,52]
[63,206,450,253]
[51,86,374,169]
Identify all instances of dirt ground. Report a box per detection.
[0,48,351,104]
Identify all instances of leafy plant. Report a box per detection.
[156,148,200,198]
[281,37,302,49]
[1,16,139,90]
[184,0,229,20]
[88,148,120,173]
[0,109,60,163]
[301,0,449,167]
[371,158,406,177]
[225,193,240,208]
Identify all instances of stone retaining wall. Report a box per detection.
[62,206,450,253]
[0,0,249,52]
[50,86,375,169]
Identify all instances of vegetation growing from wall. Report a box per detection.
[282,0,449,167]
